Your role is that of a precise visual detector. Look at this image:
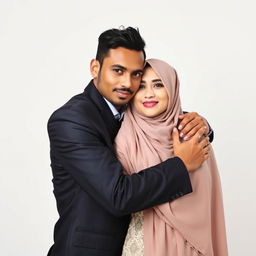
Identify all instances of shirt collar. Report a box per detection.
[103,98,126,121]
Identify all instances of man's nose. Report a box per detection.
[120,74,132,88]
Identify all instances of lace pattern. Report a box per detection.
[121,211,144,256]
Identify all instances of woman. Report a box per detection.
[115,59,228,256]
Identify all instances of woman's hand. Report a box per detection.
[178,112,209,141]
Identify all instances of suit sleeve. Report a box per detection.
[48,108,192,217]
[206,124,214,143]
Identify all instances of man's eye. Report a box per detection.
[133,72,142,78]
[139,84,145,89]
[154,83,164,88]
[113,69,123,74]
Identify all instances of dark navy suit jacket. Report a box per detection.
[47,80,194,256]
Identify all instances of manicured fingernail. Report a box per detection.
[184,136,188,140]
[180,132,183,137]
[178,125,182,130]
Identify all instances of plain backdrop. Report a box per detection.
[1,0,255,255]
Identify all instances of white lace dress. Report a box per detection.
[121,211,204,256]
[121,211,144,256]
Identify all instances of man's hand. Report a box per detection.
[178,112,209,141]
[172,127,210,172]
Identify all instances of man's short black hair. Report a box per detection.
[96,26,146,66]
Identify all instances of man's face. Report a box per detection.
[91,47,144,109]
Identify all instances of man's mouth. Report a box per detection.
[114,88,132,99]
[143,101,158,108]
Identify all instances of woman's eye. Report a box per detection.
[154,83,164,88]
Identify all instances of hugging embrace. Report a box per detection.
[47,26,228,256]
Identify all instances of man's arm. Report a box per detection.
[48,108,192,217]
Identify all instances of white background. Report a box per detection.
[1,0,255,255]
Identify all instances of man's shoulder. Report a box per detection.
[48,89,99,125]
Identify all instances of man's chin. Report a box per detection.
[115,95,131,102]
[111,98,129,108]
[118,97,130,102]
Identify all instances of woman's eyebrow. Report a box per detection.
[152,79,162,82]
[141,78,162,83]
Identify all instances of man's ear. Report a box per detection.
[90,59,100,78]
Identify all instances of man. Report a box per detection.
[47,27,212,256]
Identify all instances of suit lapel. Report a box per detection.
[83,80,121,150]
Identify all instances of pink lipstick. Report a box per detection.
[143,101,158,108]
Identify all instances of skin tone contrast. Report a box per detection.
[90,46,209,139]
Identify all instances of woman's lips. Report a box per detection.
[143,101,158,108]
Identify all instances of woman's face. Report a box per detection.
[133,66,169,118]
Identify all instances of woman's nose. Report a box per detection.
[144,87,155,98]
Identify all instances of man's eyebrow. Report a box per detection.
[112,65,143,73]
[111,64,127,70]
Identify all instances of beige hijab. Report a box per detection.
[115,59,228,256]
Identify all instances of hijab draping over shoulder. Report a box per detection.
[115,59,228,256]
